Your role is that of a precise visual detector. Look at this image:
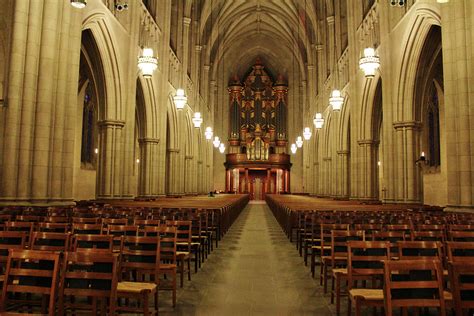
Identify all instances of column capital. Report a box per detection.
[307,64,315,70]
[185,155,194,160]
[197,160,203,164]
[326,16,335,24]
[139,138,160,144]
[98,119,125,127]
[357,139,379,146]
[393,121,422,130]
[323,157,332,161]
[195,45,203,52]
[315,44,324,51]
[167,148,180,153]
[337,150,350,155]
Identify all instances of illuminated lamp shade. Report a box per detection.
[192,112,203,128]
[173,88,187,110]
[290,144,297,154]
[219,143,226,154]
[205,127,213,140]
[329,90,344,111]
[359,47,380,78]
[303,127,312,140]
[70,0,87,8]
[213,136,220,148]
[296,136,303,148]
[313,113,324,129]
[137,48,158,77]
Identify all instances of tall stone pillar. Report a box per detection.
[357,140,379,200]
[441,0,474,210]
[138,138,160,198]
[184,155,194,195]
[0,0,81,205]
[337,150,350,199]
[326,16,336,73]
[393,121,422,203]
[166,149,181,196]
[96,120,125,199]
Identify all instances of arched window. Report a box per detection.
[81,84,97,167]
[427,84,440,167]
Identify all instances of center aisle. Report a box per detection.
[163,202,332,315]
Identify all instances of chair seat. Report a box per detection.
[159,263,177,270]
[118,281,157,293]
[349,288,384,301]
[444,290,452,301]
[177,251,190,257]
[332,268,347,275]
[312,245,331,250]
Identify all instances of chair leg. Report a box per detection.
[187,258,191,281]
[347,296,352,316]
[331,273,335,303]
[323,264,328,293]
[311,251,316,278]
[143,292,150,316]
[355,299,361,316]
[336,276,342,316]
[180,258,184,288]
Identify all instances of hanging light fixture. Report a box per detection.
[290,144,297,154]
[70,0,87,8]
[213,136,221,148]
[205,127,213,140]
[303,127,312,140]
[313,113,324,129]
[329,90,344,111]
[173,88,187,110]
[436,0,448,2]
[192,112,203,128]
[219,143,226,154]
[137,47,158,78]
[359,48,380,78]
[296,136,303,148]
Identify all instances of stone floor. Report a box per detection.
[160,202,335,316]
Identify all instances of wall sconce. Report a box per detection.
[415,151,428,165]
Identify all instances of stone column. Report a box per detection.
[225,169,231,192]
[393,121,422,203]
[96,120,125,199]
[357,140,379,201]
[166,148,181,196]
[441,0,474,210]
[337,150,350,199]
[245,168,249,193]
[315,44,325,95]
[326,16,336,74]
[137,138,160,198]
[184,155,194,194]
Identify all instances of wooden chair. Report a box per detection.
[107,225,138,251]
[372,231,405,259]
[102,218,128,231]
[397,240,443,261]
[311,223,348,280]
[0,215,12,231]
[0,249,61,315]
[383,259,446,316]
[157,226,177,307]
[72,217,101,224]
[346,241,390,316]
[329,230,365,315]
[411,230,446,242]
[117,236,159,315]
[448,261,474,316]
[448,230,474,242]
[14,215,41,223]
[58,251,119,315]
[166,220,192,288]
[73,234,114,252]
[43,216,69,224]
[30,232,70,252]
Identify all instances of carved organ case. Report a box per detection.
[227,59,288,159]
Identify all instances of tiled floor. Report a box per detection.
[160,202,334,316]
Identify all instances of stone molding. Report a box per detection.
[393,121,422,130]
[138,138,160,144]
[357,139,379,146]
[98,119,126,127]
[185,155,194,160]
[167,148,180,153]
[337,150,350,155]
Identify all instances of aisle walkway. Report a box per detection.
[163,202,332,315]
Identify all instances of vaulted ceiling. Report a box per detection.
[196,0,322,82]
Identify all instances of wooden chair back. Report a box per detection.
[30,232,70,252]
[0,231,26,274]
[72,223,103,235]
[37,222,69,233]
[330,230,364,267]
[120,236,160,281]
[347,241,390,289]
[397,241,443,261]
[166,220,192,253]
[0,249,61,316]
[59,251,119,315]
[448,230,474,242]
[411,230,446,242]
[446,241,474,263]
[5,221,34,243]
[383,259,446,316]
[158,226,177,265]
[448,261,474,316]
[73,234,114,252]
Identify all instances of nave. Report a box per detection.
[165,202,330,315]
